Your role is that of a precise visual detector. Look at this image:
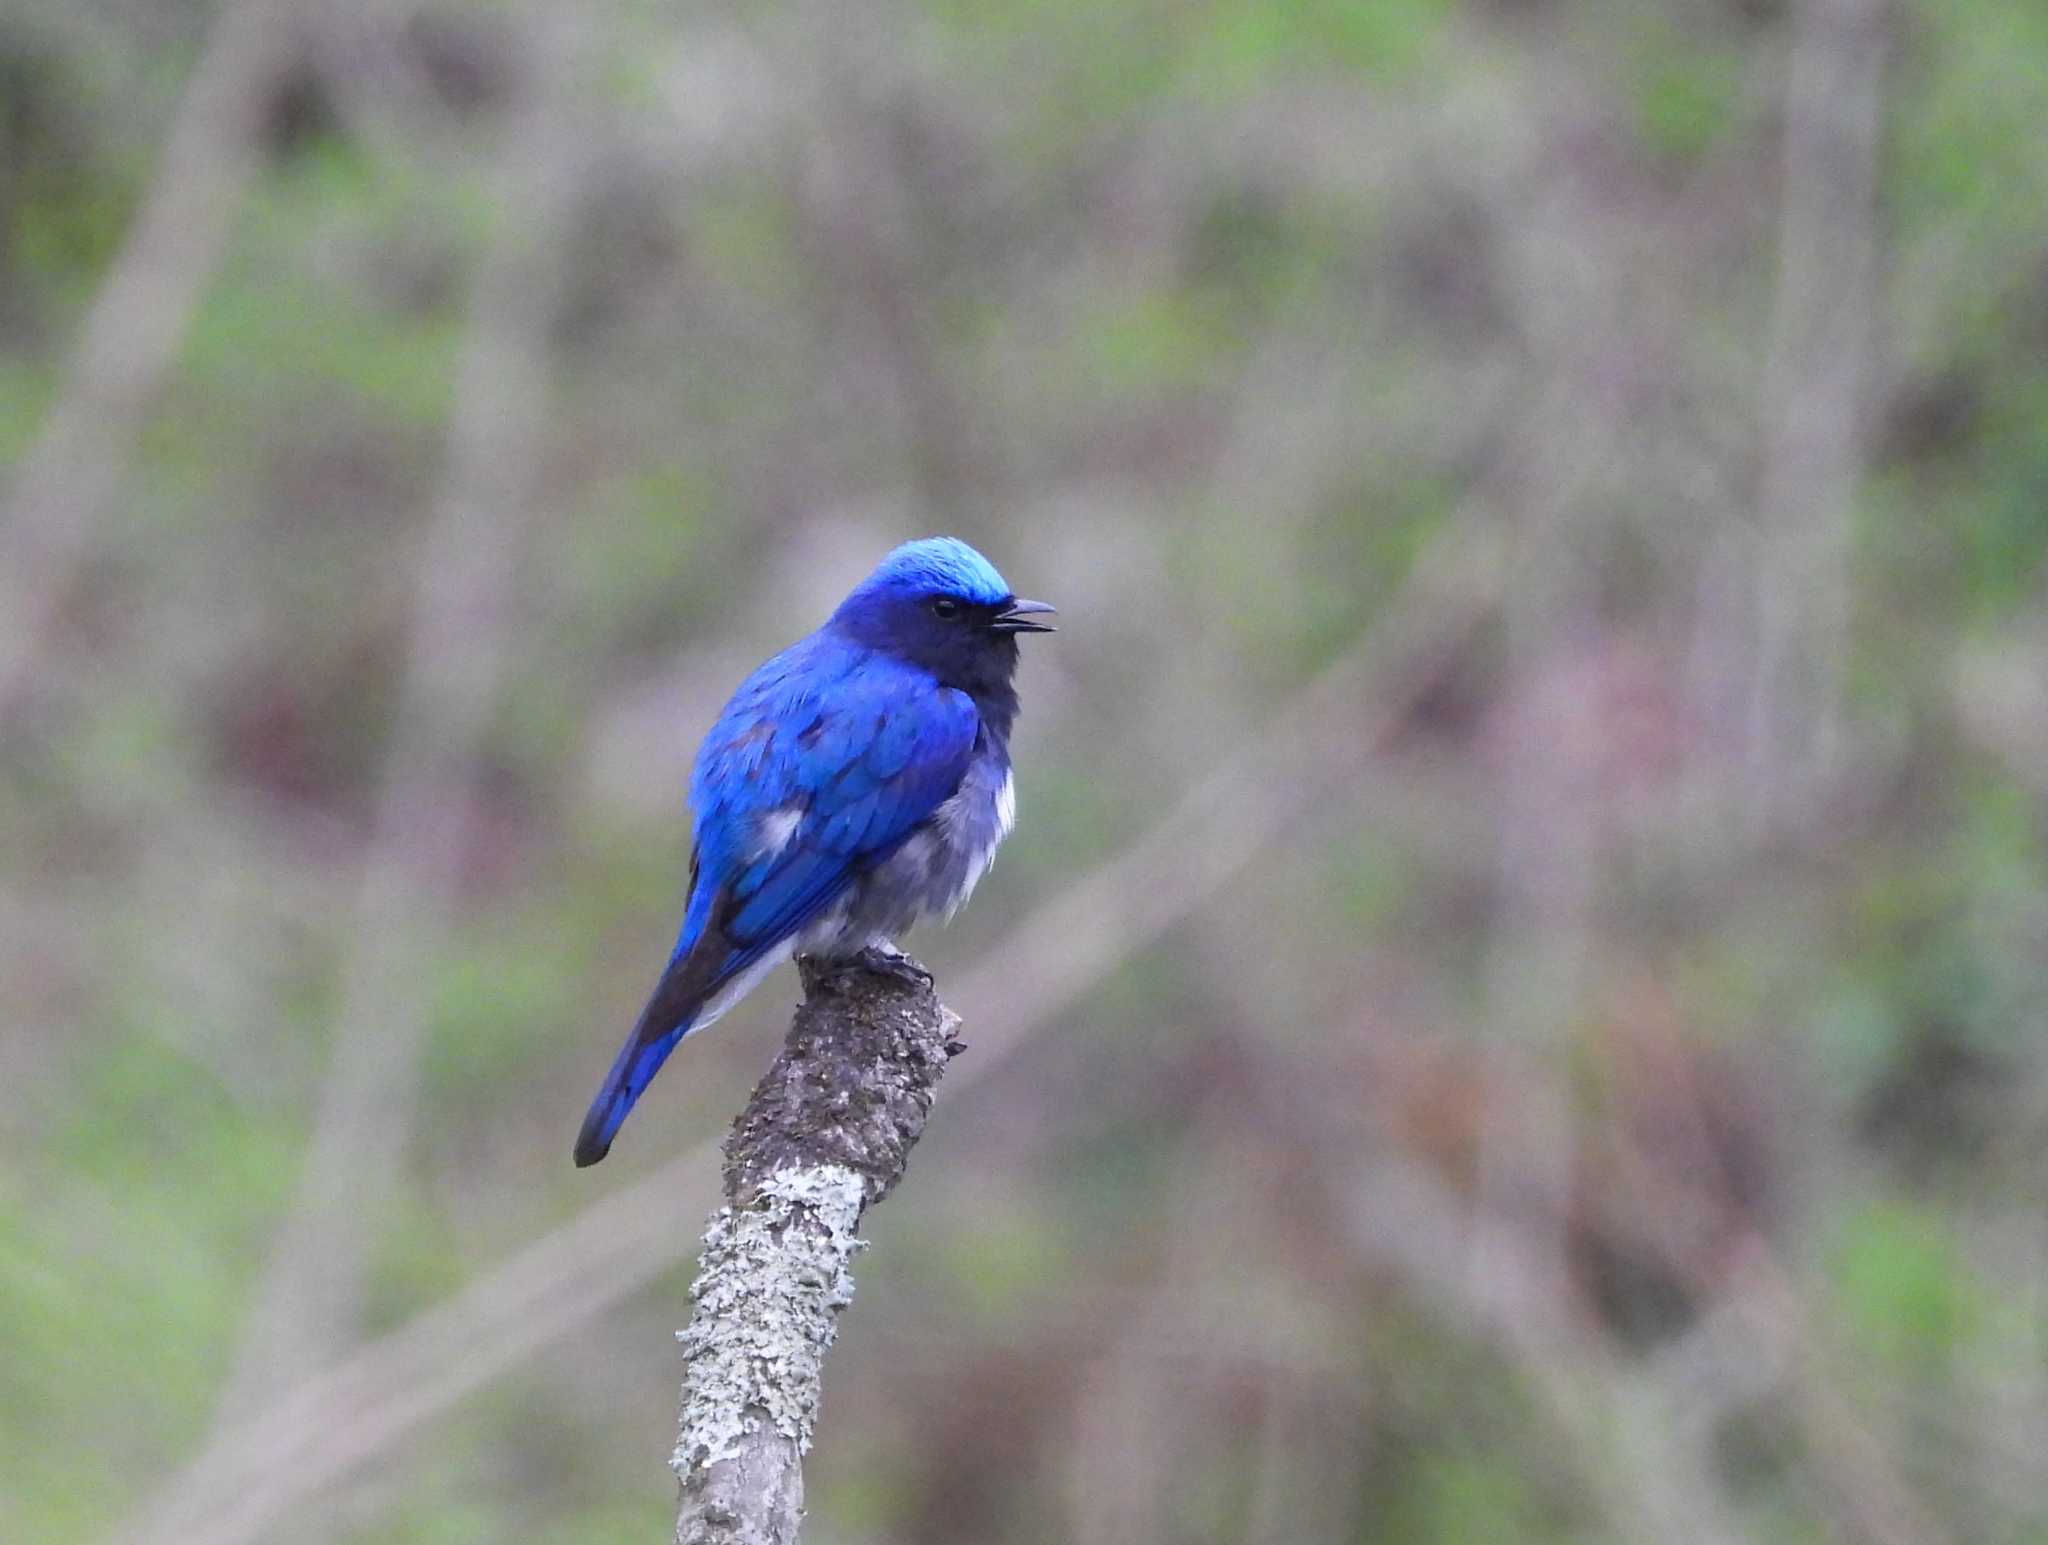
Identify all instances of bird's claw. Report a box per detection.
[854,942,934,989]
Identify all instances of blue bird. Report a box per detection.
[574,537,1055,1166]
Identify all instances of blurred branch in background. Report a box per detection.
[1745,0,1887,825]
[131,11,586,1541]
[1334,1085,1952,1545]
[0,0,296,718]
[210,8,579,1406]
[1466,71,1737,1545]
[124,504,1506,1545]
[1346,1160,1750,1545]
[787,25,984,526]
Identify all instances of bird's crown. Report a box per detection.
[850,537,1013,607]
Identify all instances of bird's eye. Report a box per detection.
[929,597,963,620]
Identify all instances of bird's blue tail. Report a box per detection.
[575,945,718,1166]
[573,1026,688,1166]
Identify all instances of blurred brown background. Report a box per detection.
[6,0,2048,1540]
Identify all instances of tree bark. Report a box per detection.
[672,949,962,1545]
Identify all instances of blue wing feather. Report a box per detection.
[697,643,975,948]
[573,637,977,1165]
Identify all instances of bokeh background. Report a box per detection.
[7,0,2048,1540]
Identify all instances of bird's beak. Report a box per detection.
[990,597,1058,634]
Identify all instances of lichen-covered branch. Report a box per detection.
[672,950,962,1545]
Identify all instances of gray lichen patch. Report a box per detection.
[672,1163,869,1478]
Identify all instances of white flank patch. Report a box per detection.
[894,830,937,871]
[994,770,1017,839]
[798,895,855,956]
[752,804,804,860]
[939,771,1015,920]
[693,936,795,1034]
[933,787,970,844]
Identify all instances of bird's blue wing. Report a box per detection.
[574,644,976,1165]
[706,656,978,949]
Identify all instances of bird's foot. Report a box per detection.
[853,940,934,990]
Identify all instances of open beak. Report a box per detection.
[990,597,1058,634]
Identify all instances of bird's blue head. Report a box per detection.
[829,537,1055,704]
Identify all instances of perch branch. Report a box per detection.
[672,949,961,1545]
